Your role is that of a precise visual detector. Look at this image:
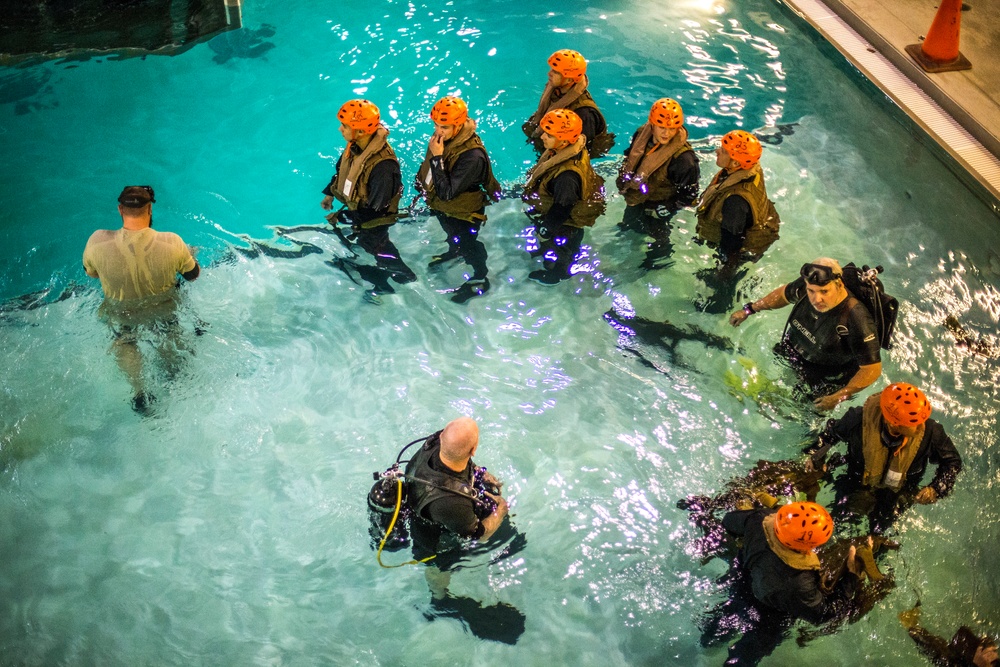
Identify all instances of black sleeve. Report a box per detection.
[907,627,954,665]
[720,194,752,235]
[926,423,962,497]
[721,509,757,536]
[845,304,882,366]
[181,263,201,281]
[430,148,488,201]
[575,106,604,146]
[784,277,808,304]
[343,160,402,226]
[542,170,582,228]
[365,159,401,213]
[424,495,483,539]
[665,150,701,209]
[793,570,861,625]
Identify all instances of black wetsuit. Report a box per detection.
[779,277,881,392]
[811,409,962,533]
[428,148,490,280]
[405,435,485,568]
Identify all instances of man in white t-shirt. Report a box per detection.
[83,186,200,412]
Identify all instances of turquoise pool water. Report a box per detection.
[2,0,999,664]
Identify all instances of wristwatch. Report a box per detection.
[742,302,757,316]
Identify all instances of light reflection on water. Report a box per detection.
[1,0,999,664]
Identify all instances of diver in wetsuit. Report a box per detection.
[404,417,524,644]
[729,257,882,411]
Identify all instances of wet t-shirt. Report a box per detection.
[83,227,196,302]
[783,277,881,370]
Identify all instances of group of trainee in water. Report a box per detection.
[80,49,994,664]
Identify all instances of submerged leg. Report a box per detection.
[111,335,153,413]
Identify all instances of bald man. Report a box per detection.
[728,258,882,411]
[405,418,509,603]
[406,418,508,545]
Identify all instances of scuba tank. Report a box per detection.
[367,464,410,551]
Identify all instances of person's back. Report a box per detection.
[82,185,199,413]
[83,226,197,302]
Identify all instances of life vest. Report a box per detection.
[414,122,502,224]
[696,165,780,259]
[523,144,606,228]
[522,78,615,157]
[331,129,401,229]
[860,394,924,491]
[617,124,693,207]
[404,433,479,521]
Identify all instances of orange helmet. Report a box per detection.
[338,99,381,134]
[721,130,763,169]
[881,383,932,427]
[539,108,583,143]
[649,98,684,129]
[548,49,587,80]
[773,502,833,552]
[430,96,468,125]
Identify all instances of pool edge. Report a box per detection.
[777,0,1000,213]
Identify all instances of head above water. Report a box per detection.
[337,99,381,140]
[117,186,155,224]
[717,130,762,170]
[801,257,849,313]
[439,417,479,468]
[539,108,583,147]
[118,185,155,209]
[880,382,932,430]
[773,501,833,552]
[549,49,587,86]
[430,96,468,126]
[649,98,684,129]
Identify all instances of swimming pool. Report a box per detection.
[1,0,999,664]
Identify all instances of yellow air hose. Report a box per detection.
[376,478,436,569]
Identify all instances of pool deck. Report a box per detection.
[780,0,1000,207]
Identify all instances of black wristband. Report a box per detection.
[743,302,756,316]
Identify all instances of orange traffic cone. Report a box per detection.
[905,0,972,72]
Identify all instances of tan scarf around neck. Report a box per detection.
[524,135,587,191]
[335,126,389,202]
[762,513,821,570]
[621,125,689,189]
[527,76,590,138]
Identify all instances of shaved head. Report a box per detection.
[439,417,479,467]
